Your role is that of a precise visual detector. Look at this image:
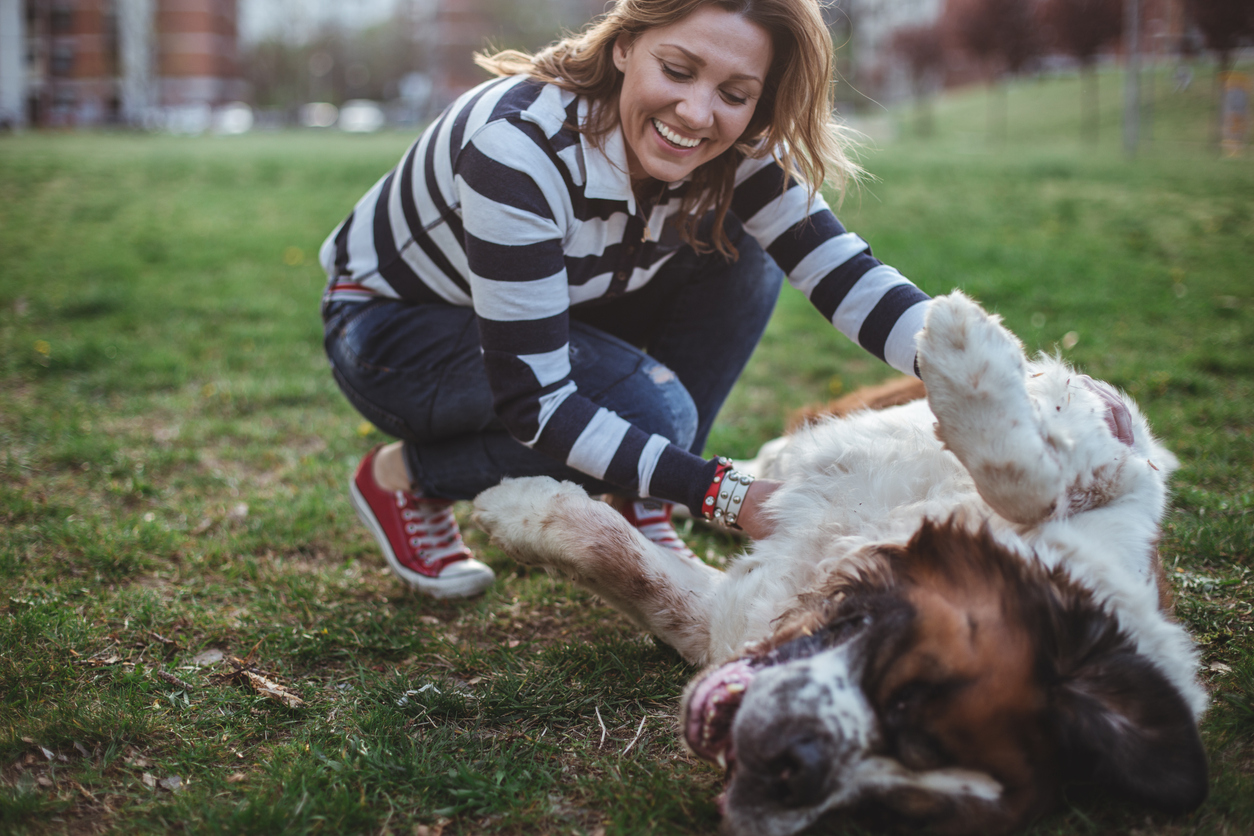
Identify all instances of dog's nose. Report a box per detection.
[765,734,831,807]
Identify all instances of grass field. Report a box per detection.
[2,62,1252,835]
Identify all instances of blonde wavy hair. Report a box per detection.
[476,0,860,259]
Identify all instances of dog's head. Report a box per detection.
[681,519,1207,835]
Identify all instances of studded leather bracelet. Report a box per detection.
[700,457,755,531]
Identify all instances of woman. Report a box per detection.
[321,0,931,598]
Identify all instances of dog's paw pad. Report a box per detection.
[923,293,1018,359]
[472,476,564,534]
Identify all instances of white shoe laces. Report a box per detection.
[396,491,470,565]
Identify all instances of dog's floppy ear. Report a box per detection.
[1049,607,1207,812]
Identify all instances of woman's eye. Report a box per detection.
[661,64,690,81]
[722,90,748,106]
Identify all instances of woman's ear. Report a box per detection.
[612,33,633,72]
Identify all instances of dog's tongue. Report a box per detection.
[685,660,756,766]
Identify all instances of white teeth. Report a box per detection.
[725,682,745,693]
[653,119,700,148]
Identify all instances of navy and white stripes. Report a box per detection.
[320,74,930,511]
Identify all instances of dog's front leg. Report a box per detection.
[474,477,721,665]
[918,291,1070,524]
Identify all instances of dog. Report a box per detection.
[472,291,1207,835]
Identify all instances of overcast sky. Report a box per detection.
[239,0,419,43]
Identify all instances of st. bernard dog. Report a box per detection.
[472,291,1208,835]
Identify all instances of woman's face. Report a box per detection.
[613,5,773,185]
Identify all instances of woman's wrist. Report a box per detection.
[699,457,755,531]
[737,479,781,541]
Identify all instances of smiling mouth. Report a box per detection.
[652,118,701,149]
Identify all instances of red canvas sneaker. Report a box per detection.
[349,447,495,598]
[619,499,700,561]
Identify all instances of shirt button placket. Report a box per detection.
[609,215,643,297]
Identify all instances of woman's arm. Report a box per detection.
[456,117,720,510]
[732,157,931,378]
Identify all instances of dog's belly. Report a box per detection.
[707,401,989,659]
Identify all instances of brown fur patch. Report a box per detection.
[1148,543,1175,614]
[1066,462,1123,515]
[856,522,1088,824]
[788,376,927,431]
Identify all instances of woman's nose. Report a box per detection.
[675,88,716,130]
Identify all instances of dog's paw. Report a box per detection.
[472,477,586,566]
[917,291,1025,389]
[918,291,1066,524]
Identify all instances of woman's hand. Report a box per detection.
[734,478,782,541]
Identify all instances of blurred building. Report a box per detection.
[846,0,1192,106]
[0,0,243,128]
[429,0,606,111]
[850,0,944,103]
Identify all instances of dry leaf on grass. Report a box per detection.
[140,773,183,792]
[242,669,304,708]
[213,656,304,708]
[75,653,127,668]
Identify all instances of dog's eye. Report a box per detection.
[884,682,930,719]
[893,728,949,771]
[880,682,955,769]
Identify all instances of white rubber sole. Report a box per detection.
[349,479,495,599]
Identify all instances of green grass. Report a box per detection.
[1,61,1252,835]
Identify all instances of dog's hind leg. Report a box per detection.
[473,476,722,665]
[917,291,1071,524]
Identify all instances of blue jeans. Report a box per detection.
[323,217,784,500]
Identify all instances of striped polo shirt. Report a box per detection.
[320,74,930,513]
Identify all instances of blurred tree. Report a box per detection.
[243,36,310,111]
[947,0,1040,75]
[945,0,1042,142]
[1187,0,1254,145]
[890,23,946,137]
[1039,0,1122,143]
[1188,0,1254,78]
[241,6,430,116]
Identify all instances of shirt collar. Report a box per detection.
[577,97,693,213]
[579,99,636,210]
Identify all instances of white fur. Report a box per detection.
[474,291,1205,720]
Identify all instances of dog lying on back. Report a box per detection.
[473,291,1207,835]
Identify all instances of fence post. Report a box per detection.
[1123,0,1141,156]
